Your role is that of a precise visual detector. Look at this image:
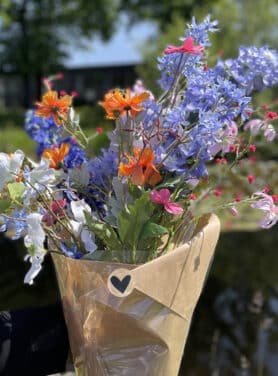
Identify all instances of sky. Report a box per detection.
[65,19,158,68]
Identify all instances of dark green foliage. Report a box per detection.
[0,0,121,106]
[120,0,217,31]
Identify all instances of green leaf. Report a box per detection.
[156,175,184,189]
[117,193,154,248]
[7,182,25,202]
[0,199,10,211]
[82,250,106,261]
[84,212,122,251]
[141,222,168,239]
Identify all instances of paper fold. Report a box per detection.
[52,213,220,376]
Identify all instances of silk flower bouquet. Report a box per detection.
[1,16,278,376]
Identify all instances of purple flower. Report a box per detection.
[251,192,278,229]
[244,119,263,135]
[264,124,276,142]
[244,119,276,142]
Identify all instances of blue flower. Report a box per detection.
[79,147,119,212]
[186,15,219,46]
[25,110,86,169]
[25,110,62,146]
[60,242,82,259]
[63,138,86,169]
[158,16,218,90]
[152,61,251,179]
[222,46,278,94]
[0,208,28,240]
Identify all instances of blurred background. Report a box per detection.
[0,0,277,375]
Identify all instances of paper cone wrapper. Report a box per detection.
[52,213,220,376]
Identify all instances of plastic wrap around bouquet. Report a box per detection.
[52,214,220,376]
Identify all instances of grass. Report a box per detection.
[0,105,113,157]
[0,125,37,157]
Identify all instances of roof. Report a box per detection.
[65,19,157,69]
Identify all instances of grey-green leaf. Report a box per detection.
[141,222,168,239]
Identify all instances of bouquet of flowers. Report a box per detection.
[1,16,278,375]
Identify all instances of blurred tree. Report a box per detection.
[194,0,278,57]
[120,0,217,32]
[1,0,277,107]
[0,0,120,107]
[0,0,219,108]
[0,0,11,26]
[137,0,278,95]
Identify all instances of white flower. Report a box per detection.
[23,213,46,285]
[26,159,56,188]
[0,150,24,191]
[80,229,97,253]
[24,253,45,285]
[24,159,56,204]
[69,107,80,127]
[71,199,91,224]
[24,213,45,249]
[70,200,97,253]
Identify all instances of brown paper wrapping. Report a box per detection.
[52,213,220,376]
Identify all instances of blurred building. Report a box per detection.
[0,19,156,107]
[0,63,139,107]
[56,63,139,106]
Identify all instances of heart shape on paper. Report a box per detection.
[107,268,134,297]
[110,275,131,293]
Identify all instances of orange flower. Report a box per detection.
[42,143,69,169]
[36,91,72,126]
[99,89,149,119]
[119,148,162,186]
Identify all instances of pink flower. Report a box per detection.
[229,207,239,217]
[164,36,204,55]
[251,192,278,229]
[249,144,256,153]
[51,199,66,216]
[266,111,278,120]
[248,175,255,184]
[214,188,222,197]
[42,199,67,226]
[189,193,197,200]
[150,189,183,215]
